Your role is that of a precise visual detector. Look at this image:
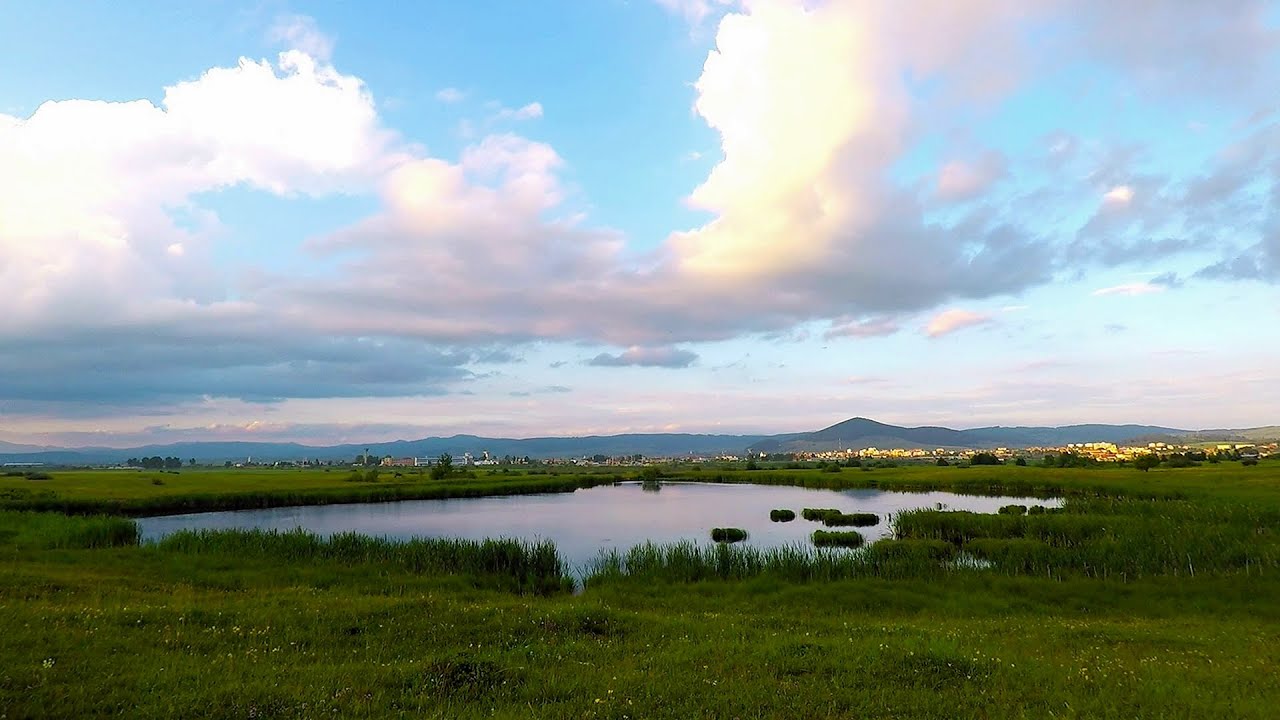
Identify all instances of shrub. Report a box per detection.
[811,530,865,548]
[710,527,748,543]
[769,509,796,522]
[936,458,950,466]
[151,478,165,486]
[997,504,1028,515]
[1027,505,1047,515]
[820,463,842,473]
[1242,458,1259,467]
[823,512,879,527]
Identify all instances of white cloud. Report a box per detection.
[925,309,993,338]
[435,87,465,103]
[0,39,398,335]
[494,102,544,121]
[655,0,736,25]
[1091,282,1165,297]
[1103,184,1135,206]
[268,14,334,62]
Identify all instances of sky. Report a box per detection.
[1,0,1278,448]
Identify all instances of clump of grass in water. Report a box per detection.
[710,527,748,543]
[998,504,1028,515]
[802,508,842,522]
[770,509,796,522]
[812,530,865,548]
[823,512,879,527]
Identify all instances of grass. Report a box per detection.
[801,507,842,522]
[811,529,865,548]
[710,527,748,543]
[0,467,614,516]
[157,528,571,595]
[822,511,880,527]
[769,508,796,522]
[2,463,1280,716]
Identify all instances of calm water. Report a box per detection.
[138,482,1059,570]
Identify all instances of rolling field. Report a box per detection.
[1,462,1278,717]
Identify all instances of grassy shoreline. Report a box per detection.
[3,463,1279,717]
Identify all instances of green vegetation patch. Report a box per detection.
[710,527,748,543]
[823,512,880,527]
[811,530,865,548]
[770,508,797,522]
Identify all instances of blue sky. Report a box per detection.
[1,1,1277,447]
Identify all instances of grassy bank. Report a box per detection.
[2,463,1279,717]
[0,468,613,516]
[1,509,1277,718]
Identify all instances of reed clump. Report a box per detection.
[823,512,879,527]
[802,508,842,522]
[811,530,865,548]
[155,528,571,595]
[710,527,748,543]
[770,509,796,522]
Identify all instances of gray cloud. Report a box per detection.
[587,347,699,368]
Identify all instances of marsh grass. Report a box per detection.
[802,508,842,522]
[770,509,797,522]
[0,510,139,549]
[811,530,865,548]
[823,512,879,527]
[156,528,571,595]
[710,527,748,543]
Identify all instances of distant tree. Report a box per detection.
[936,458,950,467]
[1242,458,1259,466]
[970,452,1001,466]
[1014,457,1027,467]
[1040,454,1056,468]
[1134,454,1160,472]
[745,459,760,471]
[844,458,862,468]
[224,461,233,468]
[430,453,454,480]
[188,458,196,467]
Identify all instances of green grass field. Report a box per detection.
[2,462,1279,717]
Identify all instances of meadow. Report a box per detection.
[2,461,1279,717]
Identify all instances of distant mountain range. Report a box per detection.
[1,418,1275,465]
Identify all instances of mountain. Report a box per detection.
[0,434,769,465]
[745,418,1243,453]
[0,440,52,453]
[1,419,1275,466]
[747,417,974,453]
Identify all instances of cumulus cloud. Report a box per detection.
[925,309,993,338]
[587,347,700,368]
[0,46,399,336]
[4,2,1279,422]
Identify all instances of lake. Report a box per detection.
[138,481,1059,571]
